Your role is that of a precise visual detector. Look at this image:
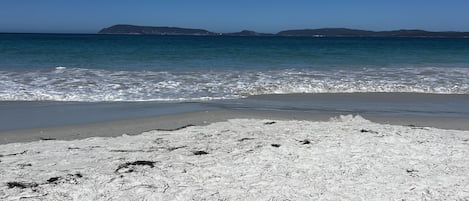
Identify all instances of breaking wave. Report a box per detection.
[1,66,468,102]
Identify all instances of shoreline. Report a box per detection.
[2,92,469,144]
[2,109,469,145]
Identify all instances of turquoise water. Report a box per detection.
[1,34,469,101]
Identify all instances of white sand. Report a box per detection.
[1,115,468,200]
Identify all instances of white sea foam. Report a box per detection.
[1,67,469,102]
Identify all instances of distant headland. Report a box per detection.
[99,24,469,38]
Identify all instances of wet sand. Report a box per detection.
[2,92,469,144]
[1,109,469,144]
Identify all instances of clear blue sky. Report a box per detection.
[1,0,468,33]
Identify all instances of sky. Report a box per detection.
[1,0,469,33]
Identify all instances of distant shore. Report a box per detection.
[98,24,469,38]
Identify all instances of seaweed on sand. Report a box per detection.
[156,124,195,131]
[115,161,156,173]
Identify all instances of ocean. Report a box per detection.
[1,33,469,130]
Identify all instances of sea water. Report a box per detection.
[1,34,469,130]
[1,33,469,102]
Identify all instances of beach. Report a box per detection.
[2,92,469,200]
[2,34,469,200]
[1,93,469,200]
[1,113,469,200]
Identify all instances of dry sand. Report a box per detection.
[1,115,469,200]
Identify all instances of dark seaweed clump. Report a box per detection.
[192,151,209,155]
[271,144,281,148]
[7,182,38,189]
[115,161,156,173]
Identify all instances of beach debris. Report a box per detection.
[39,137,56,141]
[298,139,311,145]
[156,124,195,131]
[271,144,281,148]
[6,173,84,189]
[163,183,170,193]
[264,121,276,125]
[153,137,168,144]
[407,125,429,130]
[110,146,185,153]
[6,181,39,189]
[110,149,146,153]
[192,150,209,155]
[47,173,83,185]
[360,129,379,134]
[167,146,187,151]
[238,137,255,142]
[115,161,156,173]
[406,169,419,177]
[17,163,32,168]
[406,169,418,173]
[47,177,60,183]
[0,150,27,158]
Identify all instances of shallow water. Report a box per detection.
[1,34,469,101]
[2,34,469,130]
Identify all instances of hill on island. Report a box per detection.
[98,24,217,36]
[99,25,469,38]
[277,28,469,37]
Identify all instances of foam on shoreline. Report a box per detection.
[1,67,469,102]
[1,115,468,200]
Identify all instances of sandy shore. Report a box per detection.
[1,115,468,200]
[1,95,469,200]
[2,109,469,144]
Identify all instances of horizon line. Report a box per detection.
[2,26,469,35]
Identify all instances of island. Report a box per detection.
[277,28,469,37]
[98,24,217,36]
[99,25,469,38]
[223,30,274,36]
